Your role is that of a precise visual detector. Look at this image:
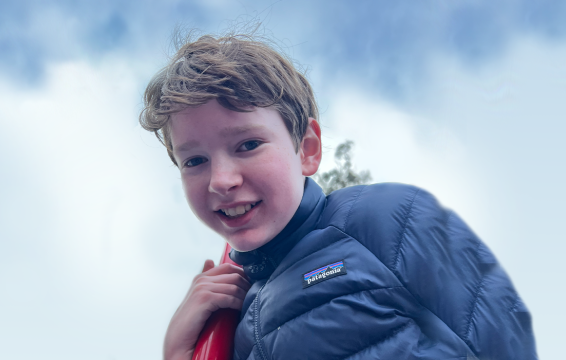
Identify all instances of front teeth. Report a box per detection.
[221,202,256,217]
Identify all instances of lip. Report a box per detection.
[216,201,261,228]
[214,200,260,212]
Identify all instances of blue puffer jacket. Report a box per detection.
[230,178,537,360]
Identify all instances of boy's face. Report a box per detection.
[170,100,319,252]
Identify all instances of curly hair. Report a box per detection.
[139,33,319,165]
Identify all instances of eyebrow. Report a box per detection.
[219,124,265,137]
[174,139,200,153]
[173,124,266,153]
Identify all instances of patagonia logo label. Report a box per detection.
[303,260,347,288]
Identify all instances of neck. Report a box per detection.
[230,177,326,281]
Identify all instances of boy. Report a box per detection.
[140,34,537,360]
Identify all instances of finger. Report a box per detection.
[199,283,249,301]
[205,291,246,312]
[187,284,248,313]
[195,273,251,291]
[202,263,246,277]
[202,259,215,273]
[176,279,247,317]
[182,292,245,315]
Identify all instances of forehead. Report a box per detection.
[169,100,286,150]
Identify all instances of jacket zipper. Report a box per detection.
[254,284,268,360]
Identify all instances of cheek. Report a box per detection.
[182,178,207,217]
[257,156,295,190]
[258,153,303,204]
[262,147,302,176]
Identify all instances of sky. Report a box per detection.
[1,1,565,359]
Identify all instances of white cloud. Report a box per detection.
[318,36,566,360]
[428,38,566,360]
[319,89,479,210]
[0,58,225,359]
[0,33,564,359]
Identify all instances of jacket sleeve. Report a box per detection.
[344,184,537,360]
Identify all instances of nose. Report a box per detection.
[208,157,243,196]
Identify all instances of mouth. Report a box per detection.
[216,201,262,219]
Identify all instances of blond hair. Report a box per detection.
[139,33,319,165]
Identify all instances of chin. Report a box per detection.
[226,231,271,252]
[227,239,264,253]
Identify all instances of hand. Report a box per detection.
[163,259,251,360]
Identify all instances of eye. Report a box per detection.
[238,140,262,152]
[184,157,208,168]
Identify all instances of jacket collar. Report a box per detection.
[229,177,327,282]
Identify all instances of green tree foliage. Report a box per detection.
[313,140,372,194]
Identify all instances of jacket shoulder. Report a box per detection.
[318,182,422,270]
[320,183,537,359]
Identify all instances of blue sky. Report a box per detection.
[3,0,565,94]
[1,1,565,359]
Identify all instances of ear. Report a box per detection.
[300,118,322,176]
